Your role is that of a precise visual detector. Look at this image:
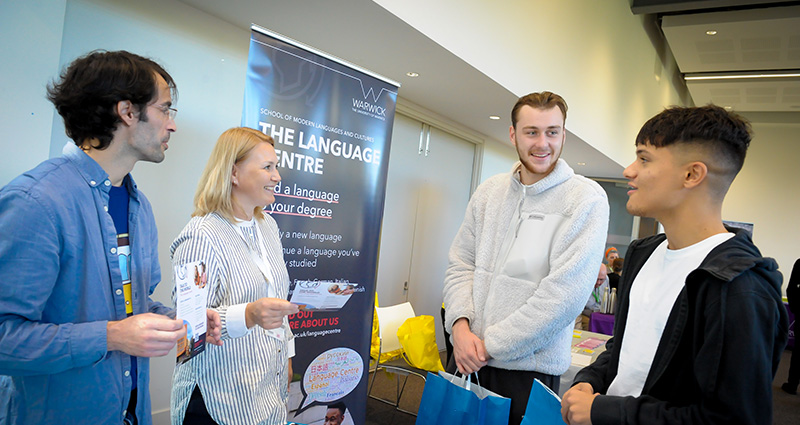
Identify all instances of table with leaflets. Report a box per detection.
[559,330,611,396]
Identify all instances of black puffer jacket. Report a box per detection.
[574,228,789,425]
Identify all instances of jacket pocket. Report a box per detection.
[502,213,561,283]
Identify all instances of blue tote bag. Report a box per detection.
[520,378,568,425]
[416,371,510,425]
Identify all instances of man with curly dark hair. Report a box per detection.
[0,50,220,425]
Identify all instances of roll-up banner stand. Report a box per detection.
[243,25,399,425]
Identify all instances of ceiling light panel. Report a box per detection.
[662,5,800,73]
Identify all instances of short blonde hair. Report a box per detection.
[193,127,275,222]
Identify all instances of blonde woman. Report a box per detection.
[170,127,299,424]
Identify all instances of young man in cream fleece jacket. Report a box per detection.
[443,92,609,425]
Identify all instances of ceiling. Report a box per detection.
[177,1,798,180]
[177,0,625,179]
[633,0,800,115]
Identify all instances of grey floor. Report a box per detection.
[365,349,800,425]
[365,366,425,425]
[773,348,800,425]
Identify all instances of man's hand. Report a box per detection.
[107,313,185,357]
[205,309,223,346]
[561,382,597,425]
[245,298,299,330]
[451,318,489,374]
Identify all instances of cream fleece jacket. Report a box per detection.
[443,159,609,375]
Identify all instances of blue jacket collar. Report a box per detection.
[62,143,139,198]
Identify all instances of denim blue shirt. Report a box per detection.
[0,143,172,425]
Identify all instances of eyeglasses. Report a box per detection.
[149,104,178,120]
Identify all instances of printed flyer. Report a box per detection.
[175,261,208,364]
[289,281,358,311]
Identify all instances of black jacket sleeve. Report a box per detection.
[584,270,785,425]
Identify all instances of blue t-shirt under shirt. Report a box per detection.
[109,182,137,390]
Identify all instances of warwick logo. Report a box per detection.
[351,98,386,118]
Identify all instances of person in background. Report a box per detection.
[170,127,299,425]
[0,50,220,425]
[607,257,624,291]
[577,264,610,330]
[782,258,800,395]
[443,91,609,425]
[604,247,619,273]
[324,402,347,425]
[561,105,788,425]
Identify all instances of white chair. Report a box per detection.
[368,301,428,415]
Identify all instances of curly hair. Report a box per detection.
[46,50,177,149]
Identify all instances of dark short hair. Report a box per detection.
[47,50,177,150]
[635,105,751,180]
[611,257,624,274]
[511,92,568,128]
[327,401,346,415]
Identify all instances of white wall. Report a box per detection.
[373,0,692,168]
[723,120,800,287]
[479,138,517,184]
[0,0,66,186]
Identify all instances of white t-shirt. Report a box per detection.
[606,232,734,397]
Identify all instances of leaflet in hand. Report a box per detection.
[175,261,209,364]
[289,280,357,311]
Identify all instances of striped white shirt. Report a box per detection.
[170,212,293,425]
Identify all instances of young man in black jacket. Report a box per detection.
[561,105,789,425]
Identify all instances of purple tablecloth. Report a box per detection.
[588,305,794,343]
[589,313,615,335]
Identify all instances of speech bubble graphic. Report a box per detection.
[299,347,363,410]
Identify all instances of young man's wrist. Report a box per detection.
[452,317,470,333]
